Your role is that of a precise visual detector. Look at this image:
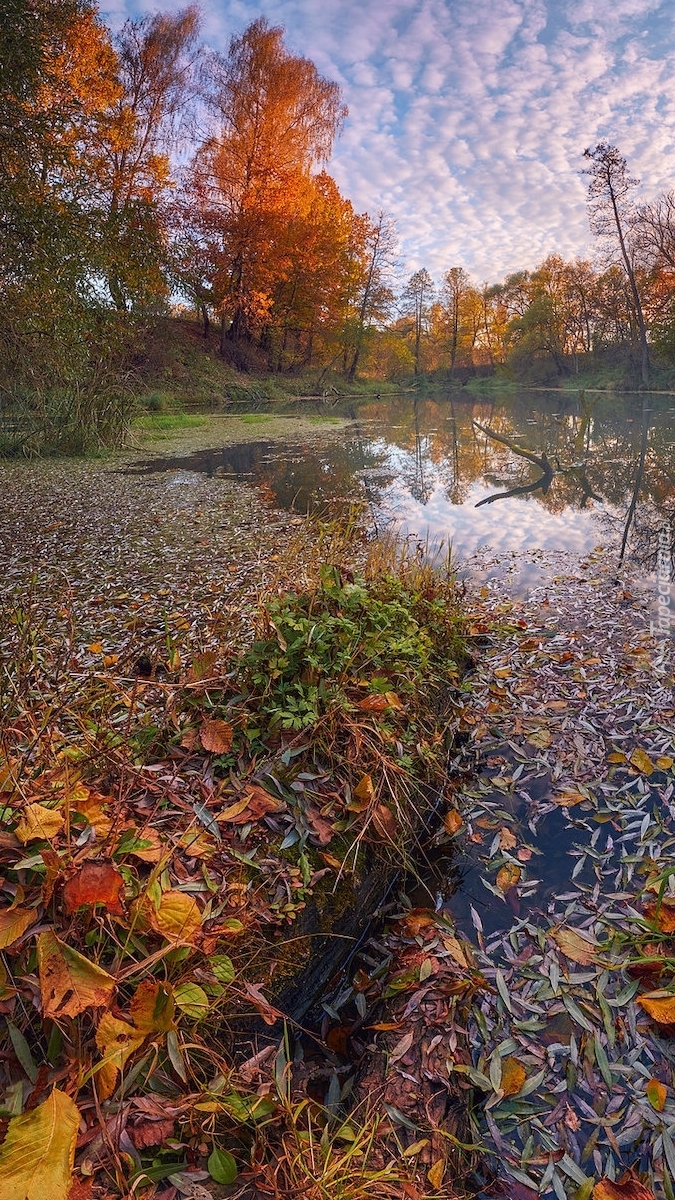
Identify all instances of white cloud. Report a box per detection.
[105,0,675,283]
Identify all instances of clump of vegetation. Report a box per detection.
[0,538,467,1197]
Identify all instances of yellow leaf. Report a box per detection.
[95,1013,144,1100]
[496,864,521,892]
[72,791,112,840]
[607,751,627,763]
[527,728,552,749]
[353,774,375,803]
[218,794,254,821]
[637,990,675,1025]
[402,1138,430,1157]
[501,1057,527,1097]
[441,935,472,970]
[15,803,64,844]
[147,890,203,943]
[554,790,587,808]
[444,809,463,835]
[552,927,599,966]
[630,749,654,775]
[657,756,674,771]
[0,1088,79,1200]
[87,642,103,653]
[646,1078,667,1111]
[0,906,37,950]
[37,930,115,1019]
[427,1159,445,1188]
[130,979,175,1035]
[494,667,511,678]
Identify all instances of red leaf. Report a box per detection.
[62,862,125,915]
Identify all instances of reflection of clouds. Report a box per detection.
[111,0,675,280]
[386,479,611,560]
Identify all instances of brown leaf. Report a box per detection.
[501,1057,527,1097]
[371,804,397,840]
[552,927,599,966]
[62,862,125,915]
[128,1118,175,1149]
[0,906,37,950]
[496,864,521,893]
[305,807,334,845]
[637,990,675,1025]
[498,826,517,850]
[243,982,282,1026]
[218,785,285,824]
[553,790,587,808]
[357,694,390,712]
[37,930,115,1019]
[444,809,463,835]
[125,827,163,863]
[185,652,218,685]
[200,719,234,754]
[130,979,175,1035]
[593,1168,656,1199]
[643,898,675,933]
[527,728,552,749]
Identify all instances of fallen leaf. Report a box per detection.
[501,1057,527,1096]
[146,890,203,944]
[527,728,552,749]
[62,862,125,915]
[643,898,675,933]
[185,651,218,685]
[554,790,587,808]
[607,752,627,764]
[72,791,112,839]
[389,1030,415,1062]
[350,774,375,810]
[0,906,37,950]
[243,982,282,1026]
[305,807,334,845]
[371,804,397,840]
[593,1168,656,1199]
[0,1088,79,1200]
[357,694,390,712]
[37,930,115,1019]
[95,1013,144,1099]
[657,756,674,771]
[630,748,654,775]
[174,982,209,1019]
[498,826,517,851]
[496,864,521,893]
[637,990,675,1025]
[218,785,285,824]
[427,1159,445,1188]
[200,719,234,754]
[552,927,599,966]
[15,803,64,844]
[494,667,511,678]
[130,979,175,1035]
[125,827,163,863]
[444,809,463,835]
[129,1118,175,1149]
[646,1078,667,1111]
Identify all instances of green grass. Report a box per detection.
[133,413,207,432]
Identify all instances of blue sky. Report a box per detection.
[103,0,675,284]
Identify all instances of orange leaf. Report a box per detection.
[501,1057,527,1097]
[444,809,463,835]
[554,790,587,808]
[0,906,37,950]
[200,719,234,754]
[630,749,654,775]
[37,930,115,1019]
[646,1078,667,1111]
[498,826,517,850]
[352,774,375,808]
[593,1168,656,1199]
[358,694,390,712]
[62,862,125,915]
[637,990,675,1025]
[130,979,175,1035]
[496,864,521,893]
[643,898,675,933]
[552,927,599,966]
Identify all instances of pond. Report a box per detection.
[125,388,675,590]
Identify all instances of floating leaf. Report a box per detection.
[0,1088,79,1200]
[629,748,654,775]
[554,790,587,808]
[552,928,599,966]
[15,803,64,844]
[37,930,115,1019]
[646,1078,667,1111]
[174,982,209,1019]
[499,826,517,850]
[200,719,234,754]
[593,1169,656,1199]
[643,898,675,933]
[496,864,521,893]
[501,1057,527,1097]
[637,990,675,1025]
[62,862,125,915]
[0,906,37,949]
[656,756,674,771]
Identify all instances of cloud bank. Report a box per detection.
[105,0,675,283]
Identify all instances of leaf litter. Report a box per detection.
[356,547,675,1199]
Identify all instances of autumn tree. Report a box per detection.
[583,142,649,384]
[344,211,397,381]
[440,267,476,375]
[190,18,347,356]
[401,269,434,374]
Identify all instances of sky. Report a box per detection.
[103,0,675,285]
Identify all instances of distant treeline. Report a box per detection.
[2,3,674,450]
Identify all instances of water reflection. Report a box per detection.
[125,390,675,581]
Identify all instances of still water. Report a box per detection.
[127,389,675,584]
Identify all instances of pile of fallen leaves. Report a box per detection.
[0,535,467,1198]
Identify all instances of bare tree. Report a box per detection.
[583,142,649,385]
